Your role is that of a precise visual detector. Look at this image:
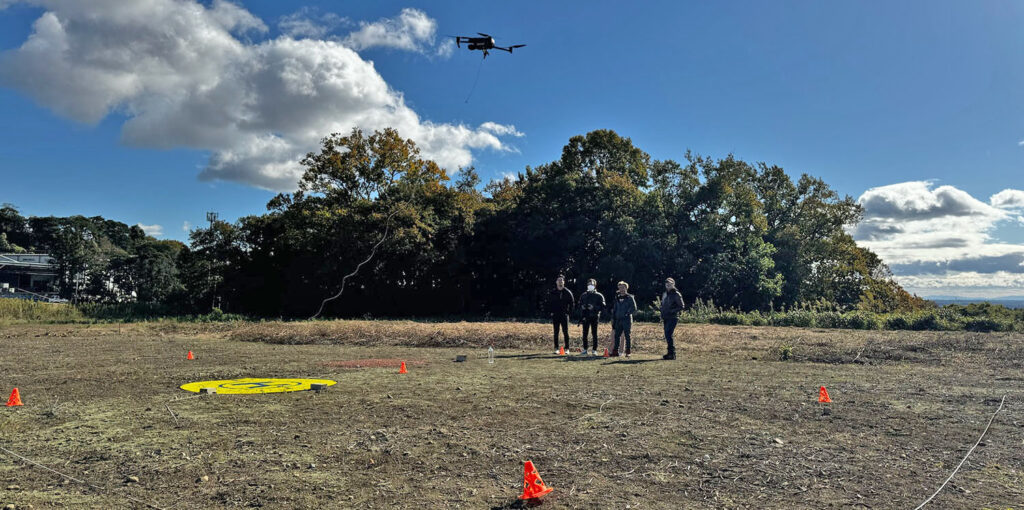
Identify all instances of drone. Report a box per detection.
[452,33,525,58]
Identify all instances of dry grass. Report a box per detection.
[1,320,1023,509]
[0,299,83,324]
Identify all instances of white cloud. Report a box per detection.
[851,181,1024,297]
[182,221,191,233]
[0,1,518,191]
[278,7,347,39]
[990,189,1024,210]
[341,8,438,53]
[137,223,163,237]
[436,38,455,58]
[900,272,1024,298]
[857,181,1005,221]
[480,122,525,138]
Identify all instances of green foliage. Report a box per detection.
[962,317,1016,332]
[814,311,844,329]
[778,344,794,361]
[772,310,817,328]
[709,311,748,325]
[842,311,883,330]
[195,307,245,323]
[4,128,1020,328]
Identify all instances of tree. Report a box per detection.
[109,240,185,303]
[49,222,100,301]
[0,204,30,250]
[0,128,922,317]
[239,128,473,317]
[180,220,243,311]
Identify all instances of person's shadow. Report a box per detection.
[561,355,604,362]
[494,353,562,360]
[602,358,661,365]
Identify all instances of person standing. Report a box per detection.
[660,277,685,360]
[546,275,575,354]
[611,281,637,357]
[577,278,605,356]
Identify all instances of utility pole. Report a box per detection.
[206,212,219,311]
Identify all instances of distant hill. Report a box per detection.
[929,297,1024,309]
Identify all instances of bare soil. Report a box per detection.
[1,320,1023,509]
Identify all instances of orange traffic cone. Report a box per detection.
[399,361,407,374]
[603,348,610,358]
[558,346,565,356]
[187,350,194,360]
[519,460,553,500]
[6,388,23,407]
[819,386,832,403]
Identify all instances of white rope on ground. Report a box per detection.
[311,210,397,320]
[0,445,167,510]
[912,395,1007,510]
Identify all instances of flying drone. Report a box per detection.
[452,33,526,58]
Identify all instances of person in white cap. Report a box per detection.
[577,278,606,356]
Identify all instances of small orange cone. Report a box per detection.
[519,460,553,500]
[187,350,194,360]
[399,361,407,374]
[6,388,23,407]
[603,348,610,358]
[819,386,832,403]
[558,346,565,356]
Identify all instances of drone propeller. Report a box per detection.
[509,44,526,49]
[477,32,491,37]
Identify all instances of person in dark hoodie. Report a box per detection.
[577,278,606,356]
[611,281,637,357]
[546,275,575,354]
[660,277,685,360]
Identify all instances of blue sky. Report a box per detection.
[2,0,1024,297]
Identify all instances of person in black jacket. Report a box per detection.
[546,275,575,354]
[577,278,606,356]
[611,281,637,357]
[660,277,685,360]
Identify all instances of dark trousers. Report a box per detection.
[664,316,679,355]
[552,314,569,350]
[581,317,599,350]
[613,321,632,353]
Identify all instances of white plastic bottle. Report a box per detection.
[488,345,495,364]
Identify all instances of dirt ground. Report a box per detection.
[1,321,1022,509]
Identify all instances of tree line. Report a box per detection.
[0,128,929,318]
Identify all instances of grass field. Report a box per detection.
[1,320,1022,509]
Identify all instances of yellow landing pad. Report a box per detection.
[180,378,337,394]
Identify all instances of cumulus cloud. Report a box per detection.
[990,189,1024,210]
[182,221,191,233]
[851,181,1024,296]
[137,223,163,237]
[341,8,438,53]
[858,181,1004,221]
[0,1,519,191]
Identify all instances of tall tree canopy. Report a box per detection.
[1,128,921,316]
